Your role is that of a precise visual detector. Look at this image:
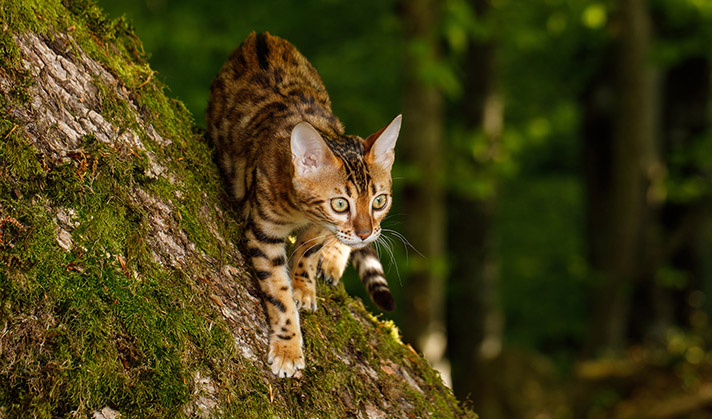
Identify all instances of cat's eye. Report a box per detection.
[331,198,349,213]
[372,194,388,210]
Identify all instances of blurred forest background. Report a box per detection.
[98,0,712,417]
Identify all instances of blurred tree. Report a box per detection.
[582,0,659,354]
[398,0,449,376]
[444,0,504,411]
[649,55,711,336]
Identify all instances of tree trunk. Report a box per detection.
[446,0,504,413]
[584,0,659,354]
[399,0,449,378]
[0,1,472,418]
[646,55,711,340]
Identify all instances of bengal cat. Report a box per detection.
[206,32,401,377]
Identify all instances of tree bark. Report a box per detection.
[399,0,449,378]
[0,2,471,417]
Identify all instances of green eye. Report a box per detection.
[331,198,349,213]
[372,194,388,210]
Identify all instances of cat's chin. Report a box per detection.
[346,241,370,250]
[338,236,377,250]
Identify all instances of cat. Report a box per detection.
[206,32,401,378]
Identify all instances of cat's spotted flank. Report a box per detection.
[206,32,401,377]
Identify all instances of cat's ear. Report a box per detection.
[291,121,340,177]
[365,114,401,169]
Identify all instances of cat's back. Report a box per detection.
[206,32,344,204]
[206,32,340,147]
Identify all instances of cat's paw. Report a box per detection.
[268,337,305,378]
[317,244,349,286]
[293,286,317,312]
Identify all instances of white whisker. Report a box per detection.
[377,235,401,286]
[289,233,331,260]
[292,234,332,269]
[382,228,422,258]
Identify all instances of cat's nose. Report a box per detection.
[356,230,371,240]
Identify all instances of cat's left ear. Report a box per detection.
[365,114,401,169]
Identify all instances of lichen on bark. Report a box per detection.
[0,0,474,417]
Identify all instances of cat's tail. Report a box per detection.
[350,246,395,312]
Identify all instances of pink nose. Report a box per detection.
[356,230,371,240]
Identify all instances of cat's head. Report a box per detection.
[290,115,401,249]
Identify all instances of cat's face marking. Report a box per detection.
[323,177,392,249]
[291,115,401,248]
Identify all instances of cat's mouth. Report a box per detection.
[332,229,379,249]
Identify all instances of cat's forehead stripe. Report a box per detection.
[325,136,370,194]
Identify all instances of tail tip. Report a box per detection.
[373,290,395,312]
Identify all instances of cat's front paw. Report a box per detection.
[268,336,305,378]
[293,286,317,312]
[317,245,349,285]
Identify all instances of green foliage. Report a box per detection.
[98,0,402,133]
[498,177,589,361]
[0,104,232,416]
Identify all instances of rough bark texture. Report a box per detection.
[0,1,473,418]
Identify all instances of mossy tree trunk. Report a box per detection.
[0,1,473,418]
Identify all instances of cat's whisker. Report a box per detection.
[381,213,406,229]
[317,237,339,264]
[376,235,401,286]
[373,240,381,259]
[381,235,398,270]
[293,235,331,269]
[383,228,423,258]
[289,233,331,260]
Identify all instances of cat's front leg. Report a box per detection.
[290,225,324,312]
[289,225,350,311]
[245,220,304,377]
[316,239,351,285]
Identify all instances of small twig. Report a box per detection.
[3,124,18,140]
[136,71,155,89]
[0,216,24,246]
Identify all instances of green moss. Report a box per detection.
[0,29,22,69]
[0,125,235,416]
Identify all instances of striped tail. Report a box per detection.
[351,246,395,312]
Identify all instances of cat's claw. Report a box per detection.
[317,264,340,286]
[293,287,317,312]
[316,260,339,285]
[268,339,305,378]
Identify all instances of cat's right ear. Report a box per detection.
[365,114,401,169]
[291,121,340,177]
